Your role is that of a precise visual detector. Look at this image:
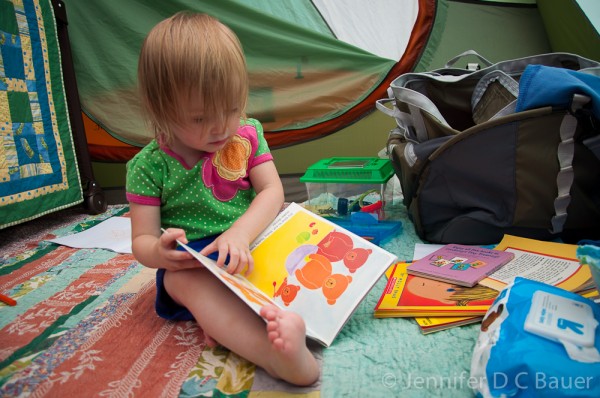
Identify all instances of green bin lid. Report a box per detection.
[300,157,394,184]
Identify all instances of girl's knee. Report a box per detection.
[164,268,201,296]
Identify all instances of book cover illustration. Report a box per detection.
[180,203,398,347]
[375,262,499,317]
[406,244,515,287]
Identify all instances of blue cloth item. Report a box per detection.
[578,239,600,247]
[577,244,600,304]
[516,64,600,118]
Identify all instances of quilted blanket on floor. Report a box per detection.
[0,206,321,397]
[1,204,482,397]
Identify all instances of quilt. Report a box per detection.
[0,206,322,397]
[0,0,83,229]
[0,203,484,397]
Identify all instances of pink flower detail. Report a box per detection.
[202,133,255,201]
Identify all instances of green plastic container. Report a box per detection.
[300,157,394,219]
[300,157,394,184]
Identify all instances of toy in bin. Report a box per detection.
[328,212,402,246]
[300,157,394,220]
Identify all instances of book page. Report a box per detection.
[178,242,278,314]
[486,250,579,285]
[178,203,397,347]
[250,203,397,346]
[46,216,132,254]
[479,235,592,292]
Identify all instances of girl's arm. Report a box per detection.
[200,160,284,274]
[129,202,198,270]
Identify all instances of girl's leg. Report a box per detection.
[163,268,320,386]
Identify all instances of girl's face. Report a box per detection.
[169,97,241,156]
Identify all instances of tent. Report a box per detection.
[65,0,431,157]
[61,0,600,197]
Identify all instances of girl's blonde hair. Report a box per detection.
[138,12,248,143]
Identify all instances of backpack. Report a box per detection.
[376,51,600,245]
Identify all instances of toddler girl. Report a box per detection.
[126,12,319,386]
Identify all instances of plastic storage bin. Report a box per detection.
[300,157,394,220]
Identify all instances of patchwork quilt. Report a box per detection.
[0,206,322,397]
[1,203,484,397]
[0,0,82,229]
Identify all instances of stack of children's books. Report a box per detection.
[374,235,597,334]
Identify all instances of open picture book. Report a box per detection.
[176,202,398,347]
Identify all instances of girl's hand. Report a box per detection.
[200,227,254,276]
[156,228,199,271]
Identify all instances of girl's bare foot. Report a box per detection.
[259,304,320,386]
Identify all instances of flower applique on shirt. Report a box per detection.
[202,129,257,201]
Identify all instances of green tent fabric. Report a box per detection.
[61,0,599,161]
[538,0,600,62]
[63,0,430,152]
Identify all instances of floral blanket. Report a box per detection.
[1,203,486,397]
[0,206,321,397]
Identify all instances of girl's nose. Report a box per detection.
[211,123,229,137]
[204,122,220,135]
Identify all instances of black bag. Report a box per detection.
[377,51,600,244]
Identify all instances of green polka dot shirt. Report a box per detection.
[126,119,273,241]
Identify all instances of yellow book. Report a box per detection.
[415,316,483,334]
[374,262,498,318]
[479,235,593,292]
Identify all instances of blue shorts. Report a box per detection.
[155,235,219,321]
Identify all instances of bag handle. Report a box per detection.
[445,50,493,70]
[376,94,448,144]
[376,98,420,142]
[375,98,400,119]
